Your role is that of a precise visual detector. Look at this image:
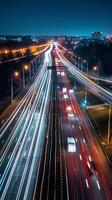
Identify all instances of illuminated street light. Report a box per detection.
[93,66,98,71]
[84,60,89,75]
[83,60,88,104]
[23,64,31,88]
[31,61,35,75]
[108,104,111,145]
[78,57,81,69]
[4,49,9,54]
[14,71,19,77]
[81,59,84,71]
[24,65,29,70]
[11,71,19,103]
[93,66,99,84]
[75,55,77,66]
[33,58,38,71]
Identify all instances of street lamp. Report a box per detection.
[108,104,111,145]
[31,61,35,75]
[84,60,88,75]
[78,57,81,70]
[93,66,99,84]
[81,59,84,71]
[11,71,19,103]
[33,58,37,71]
[23,64,30,88]
[75,55,77,66]
[82,60,88,106]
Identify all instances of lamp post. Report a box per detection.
[84,60,88,75]
[108,104,111,145]
[11,71,19,103]
[78,57,81,70]
[31,61,35,75]
[33,58,37,72]
[75,55,77,66]
[93,66,99,84]
[83,60,88,106]
[23,64,29,88]
[81,59,84,71]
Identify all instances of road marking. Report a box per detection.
[8,154,11,159]
[85,179,89,188]
[79,154,82,160]
[83,138,86,144]
[2,139,4,144]
[88,155,92,162]
[96,180,101,190]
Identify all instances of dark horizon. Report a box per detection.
[0,33,111,37]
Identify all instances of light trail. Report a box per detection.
[56,48,112,103]
[0,45,53,200]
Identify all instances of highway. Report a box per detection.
[1,44,112,200]
[33,56,68,200]
[57,43,112,85]
[0,45,52,200]
[54,49,112,199]
[0,43,50,64]
[56,44,112,103]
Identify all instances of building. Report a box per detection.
[5,36,22,42]
[92,32,103,40]
[107,36,112,43]
[57,36,66,42]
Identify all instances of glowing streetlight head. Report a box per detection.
[93,66,98,71]
[14,71,19,77]
[4,50,9,54]
[24,65,29,71]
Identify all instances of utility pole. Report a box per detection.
[11,78,13,103]
[23,68,25,88]
[108,104,111,145]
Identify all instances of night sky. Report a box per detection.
[0,0,112,36]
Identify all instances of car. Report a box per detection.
[69,89,74,94]
[61,71,65,76]
[68,113,74,118]
[63,94,68,99]
[63,87,67,93]
[87,159,97,176]
[66,106,72,111]
[66,106,74,118]
[67,137,76,152]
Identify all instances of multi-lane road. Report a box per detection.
[56,44,112,103]
[0,44,112,200]
[0,46,52,200]
[33,57,68,200]
[54,49,112,199]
